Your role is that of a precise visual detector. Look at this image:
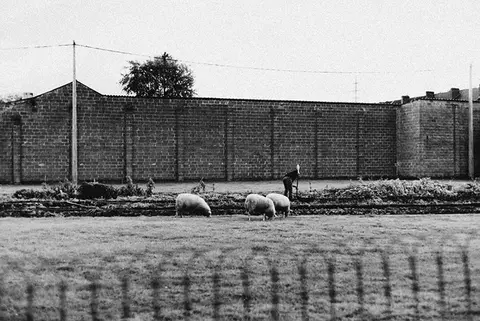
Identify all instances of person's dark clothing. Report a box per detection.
[283,169,299,200]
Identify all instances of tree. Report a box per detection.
[0,93,25,103]
[120,52,196,98]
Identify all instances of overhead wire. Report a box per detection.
[76,43,433,75]
[0,42,434,75]
[0,44,71,50]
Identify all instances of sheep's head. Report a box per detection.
[296,164,300,174]
[202,204,212,217]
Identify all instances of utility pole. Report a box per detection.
[72,40,78,184]
[468,63,474,179]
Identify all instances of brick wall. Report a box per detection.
[396,99,476,178]
[0,107,14,182]
[0,82,397,183]
[396,102,421,176]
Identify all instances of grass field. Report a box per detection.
[0,214,479,320]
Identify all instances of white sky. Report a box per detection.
[1,0,479,103]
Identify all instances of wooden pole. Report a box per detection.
[72,40,78,184]
[468,63,474,179]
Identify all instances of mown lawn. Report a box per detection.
[0,214,479,320]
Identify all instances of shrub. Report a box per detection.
[314,178,458,203]
[77,182,118,199]
[456,182,480,200]
[13,179,78,200]
[146,178,155,197]
[117,176,146,197]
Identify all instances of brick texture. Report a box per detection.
[396,100,475,178]
[0,82,400,183]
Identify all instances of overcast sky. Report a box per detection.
[1,0,479,103]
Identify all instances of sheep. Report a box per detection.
[175,193,212,218]
[266,193,291,218]
[244,194,276,221]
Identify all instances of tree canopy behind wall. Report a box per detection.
[120,52,196,98]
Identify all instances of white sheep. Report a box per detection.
[244,194,276,221]
[266,193,291,218]
[175,193,212,217]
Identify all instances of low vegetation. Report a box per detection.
[4,178,480,217]
[12,176,155,200]
[11,178,480,202]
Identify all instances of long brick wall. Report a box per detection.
[1,82,399,183]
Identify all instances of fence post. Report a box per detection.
[90,281,99,321]
[298,257,309,321]
[26,284,34,321]
[462,247,473,321]
[355,255,365,319]
[436,251,446,320]
[381,250,393,318]
[121,275,131,320]
[183,270,192,320]
[408,254,420,321]
[327,256,336,321]
[151,276,161,321]
[269,262,280,321]
[59,281,67,321]
[212,253,224,321]
[241,264,251,321]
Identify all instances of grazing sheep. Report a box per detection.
[266,193,291,217]
[244,194,276,221]
[175,193,211,218]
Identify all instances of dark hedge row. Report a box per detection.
[12,176,155,200]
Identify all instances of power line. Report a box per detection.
[0,42,435,75]
[0,44,71,50]
[75,43,434,75]
[76,44,154,58]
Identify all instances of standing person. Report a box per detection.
[283,164,300,200]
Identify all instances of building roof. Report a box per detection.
[396,86,480,104]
